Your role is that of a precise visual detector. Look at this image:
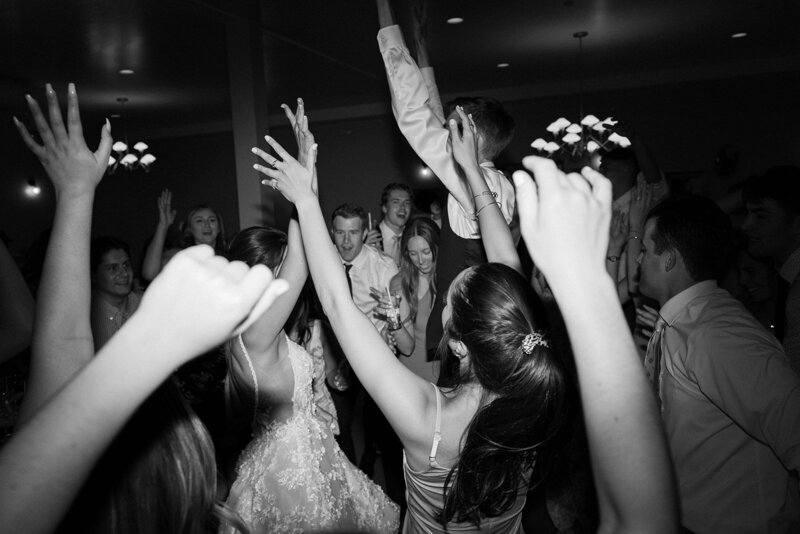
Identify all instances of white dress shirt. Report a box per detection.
[344,244,399,331]
[655,280,800,533]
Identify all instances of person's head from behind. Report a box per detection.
[637,196,733,306]
[183,205,226,252]
[445,97,515,162]
[91,236,134,300]
[599,148,639,196]
[330,203,367,263]
[438,263,568,525]
[741,165,800,264]
[227,226,288,277]
[381,183,413,232]
[401,217,439,277]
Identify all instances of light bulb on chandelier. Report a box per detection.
[530,32,630,169]
[107,97,156,174]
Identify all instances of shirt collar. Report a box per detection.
[346,246,368,269]
[659,280,718,326]
[379,219,402,238]
[779,246,800,284]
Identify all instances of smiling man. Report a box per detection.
[90,236,142,350]
[376,183,412,266]
[331,203,398,330]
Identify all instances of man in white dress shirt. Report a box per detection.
[331,203,398,330]
[366,183,413,267]
[637,195,800,533]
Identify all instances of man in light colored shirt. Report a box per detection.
[742,166,800,373]
[366,183,412,266]
[331,203,398,331]
[637,195,800,533]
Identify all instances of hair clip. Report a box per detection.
[522,331,550,354]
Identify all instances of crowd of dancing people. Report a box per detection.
[1,2,799,533]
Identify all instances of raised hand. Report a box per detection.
[157,189,177,227]
[138,245,288,364]
[448,106,481,175]
[608,209,629,255]
[513,156,612,285]
[627,181,654,234]
[281,98,315,167]
[254,135,317,205]
[13,83,112,198]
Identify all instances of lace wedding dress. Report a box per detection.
[221,334,399,534]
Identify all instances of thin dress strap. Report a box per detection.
[237,334,260,428]
[429,383,443,468]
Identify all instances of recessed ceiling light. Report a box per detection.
[446,17,464,24]
[119,69,135,75]
[731,32,747,39]
[110,113,121,119]
[497,63,510,68]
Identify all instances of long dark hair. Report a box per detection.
[181,205,227,254]
[226,226,287,272]
[437,263,568,527]
[399,218,439,323]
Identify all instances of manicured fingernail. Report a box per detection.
[12,116,19,126]
[25,94,33,102]
[264,135,272,141]
[261,179,268,185]
[68,83,76,95]
[254,164,260,170]
[105,118,111,132]
[251,147,258,154]
[46,83,54,94]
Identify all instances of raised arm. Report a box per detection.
[13,84,112,423]
[0,239,34,363]
[376,0,473,212]
[141,189,176,282]
[449,107,522,273]
[258,133,434,448]
[0,245,286,534]
[513,157,678,534]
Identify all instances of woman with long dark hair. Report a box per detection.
[383,217,440,383]
[257,131,569,531]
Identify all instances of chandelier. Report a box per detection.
[530,32,630,167]
[107,97,156,174]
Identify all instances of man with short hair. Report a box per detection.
[637,195,800,533]
[742,166,800,371]
[372,183,412,266]
[331,203,398,330]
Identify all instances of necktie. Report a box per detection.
[645,315,667,403]
[775,277,790,341]
[344,263,353,297]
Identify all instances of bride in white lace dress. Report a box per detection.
[219,102,398,534]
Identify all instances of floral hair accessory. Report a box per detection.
[522,331,550,354]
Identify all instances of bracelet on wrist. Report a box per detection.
[473,190,497,199]
[476,201,500,215]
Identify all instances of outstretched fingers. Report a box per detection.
[44,84,68,146]
[65,83,85,146]
[24,94,55,150]
[12,117,44,158]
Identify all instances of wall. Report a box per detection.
[3,69,799,266]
